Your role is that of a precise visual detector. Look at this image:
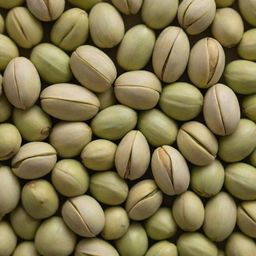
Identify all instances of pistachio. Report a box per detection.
[117,25,156,71]
[68,0,102,11]
[125,179,163,220]
[51,8,89,51]
[238,29,256,61]
[151,145,190,196]
[178,0,216,35]
[13,242,40,256]
[215,0,235,7]
[0,222,17,256]
[114,70,161,110]
[0,74,2,95]
[146,241,178,256]
[203,83,240,136]
[188,38,225,88]
[70,45,117,93]
[239,0,256,26]
[6,7,43,48]
[177,121,218,166]
[242,94,256,122]
[97,87,116,110]
[89,2,125,48]
[111,0,142,14]
[152,26,190,83]
[0,0,24,8]
[3,57,41,110]
[250,149,256,167]
[115,130,150,180]
[0,14,4,33]
[0,94,11,123]
[40,83,100,121]
[61,195,105,237]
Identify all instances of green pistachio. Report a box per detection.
[239,0,256,26]
[215,0,235,7]
[0,94,12,123]
[146,241,178,256]
[111,0,142,14]
[242,94,256,121]
[13,242,40,256]
[97,87,116,110]
[238,29,256,60]
[250,149,256,167]
[67,0,101,10]
[0,222,17,256]
[0,0,24,8]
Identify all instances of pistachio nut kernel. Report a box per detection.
[145,241,178,256]
[40,83,100,121]
[177,121,218,166]
[51,8,89,51]
[6,7,43,48]
[27,0,65,21]
[215,0,235,7]
[152,26,190,83]
[178,0,216,35]
[89,2,125,48]
[70,45,117,93]
[114,70,161,110]
[188,38,225,89]
[125,179,163,221]
[117,25,156,71]
[97,87,116,110]
[61,195,105,237]
[13,242,40,256]
[239,0,256,27]
[203,83,241,136]
[238,29,256,61]
[0,222,17,256]
[151,145,190,196]
[242,94,256,122]
[0,0,24,8]
[111,0,143,15]
[115,130,150,180]
[0,94,12,123]
[237,201,256,238]
[3,57,41,110]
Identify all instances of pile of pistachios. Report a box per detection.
[1,0,256,255]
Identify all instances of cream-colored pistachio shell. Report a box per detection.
[0,0,24,8]
[111,0,142,14]
[3,57,41,110]
[13,242,40,256]
[212,8,244,48]
[238,29,256,61]
[203,192,237,242]
[152,26,190,83]
[215,0,235,7]
[97,87,116,110]
[0,222,17,256]
[115,130,150,180]
[0,14,4,33]
[177,121,218,166]
[27,0,65,21]
[0,94,12,122]
[146,241,178,256]
[250,149,256,167]
[151,145,190,196]
[114,70,161,110]
[239,0,256,26]
[40,83,100,121]
[204,83,240,136]
[70,45,117,93]
[61,195,105,237]
[89,2,125,48]
[125,179,163,220]
[188,38,225,88]
[178,0,216,35]
[0,74,2,95]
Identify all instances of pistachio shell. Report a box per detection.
[238,29,256,61]
[0,14,4,33]
[68,0,102,11]
[152,26,190,83]
[0,94,12,122]
[0,222,17,256]
[151,145,190,195]
[115,130,150,180]
[97,87,116,110]
[250,149,256,167]
[0,74,2,95]
[239,0,256,26]
[13,242,40,256]
[215,0,235,7]
[0,0,24,8]
[111,0,142,14]
[125,179,163,220]
[242,94,256,122]
[146,241,178,256]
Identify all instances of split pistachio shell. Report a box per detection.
[13,106,52,141]
[160,82,203,121]
[90,171,128,205]
[250,149,256,167]
[51,159,89,197]
[0,34,19,71]
[0,14,3,33]
[215,0,235,7]
[117,25,155,71]
[75,238,119,256]
[0,166,20,219]
[145,207,177,240]
[61,195,105,237]
[219,119,256,162]
[191,160,225,198]
[152,26,190,83]
[243,94,256,122]
[13,242,40,256]
[138,109,178,146]
[239,0,256,26]
[115,222,148,256]
[146,241,178,256]
[211,8,244,48]
[225,162,256,200]
[0,94,12,123]
[111,0,142,14]
[81,139,117,171]
[30,43,72,83]
[10,205,40,240]
[89,2,125,48]
[177,121,218,166]
[0,0,24,8]
[0,222,17,256]
[203,192,237,242]
[68,0,101,10]
[188,38,225,88]
[27,0,65,21]
[114,71,161,110]
[177,232,218,256]
[49,121,92,158]
[21,179,59,219]
[178,0,216,35]
[125,179,163,220]
[70,45,117,93]
[91,105,137,140]
[3,57,41,110]
[151,145,190,196]
[101,207,129,240]
[35,217,76,256]
[172,191,205,232]
[115,130,150,180]
[97,87,116,110]
[6,7,43,48]
[203,83,240,136]
[41,83,100,121]
[238,29,256,61]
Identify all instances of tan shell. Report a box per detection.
[111,0,143,14]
